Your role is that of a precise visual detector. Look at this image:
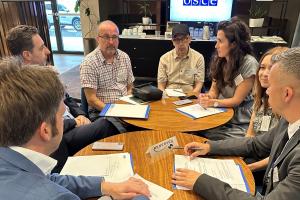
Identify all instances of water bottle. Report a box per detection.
[203,24,210,40]
[189,27,194,38]
[194,28,199,39]
[199,28,203,40]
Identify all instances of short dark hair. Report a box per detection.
[6,25,38,56]
[0,57,64,147]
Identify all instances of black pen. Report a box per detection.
[172,146,203,150]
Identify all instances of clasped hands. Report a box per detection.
[198,93,215,108]
[171,142,211,189]
[74,115,91,127]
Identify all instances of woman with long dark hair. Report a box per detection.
[199,19,258,140]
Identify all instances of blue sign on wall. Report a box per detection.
[183,0,218,6]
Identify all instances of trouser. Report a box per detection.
[50,118,119,173]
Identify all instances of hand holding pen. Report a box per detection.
[174,142,210,160]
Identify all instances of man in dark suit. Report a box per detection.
[6,25,119,172]
[0,58,150,199]
[172,47,300,199]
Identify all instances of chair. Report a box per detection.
[80,88,89,117]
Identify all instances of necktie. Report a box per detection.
[272,131,289,164]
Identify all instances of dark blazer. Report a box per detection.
[0,147,102,200]
[193,119,300,200]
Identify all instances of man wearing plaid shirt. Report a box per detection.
[80,20,134,122]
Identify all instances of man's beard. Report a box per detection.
[106,46,116,55]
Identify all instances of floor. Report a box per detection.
[53,54,83,99]
[53,54,83,74]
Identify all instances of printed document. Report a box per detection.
[60,153,133,182]
[134,174,173,200]
[176,104,226,119]
[165,89,186,97]
[100,103,150,119]
[174,155,248,192]
[119,95,149,105]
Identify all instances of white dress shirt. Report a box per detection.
[10,146,57,175]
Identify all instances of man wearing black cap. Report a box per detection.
[157,24,205,94]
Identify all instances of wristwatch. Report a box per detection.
[213,101,219,108]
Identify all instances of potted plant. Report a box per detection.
[138,1,152,25]
[249,4,267,27]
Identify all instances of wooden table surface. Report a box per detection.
[122,98,234,132]
[76,130,255,200]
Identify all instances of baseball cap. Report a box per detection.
[172,24,190,39]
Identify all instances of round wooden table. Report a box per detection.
[122,98,234,132]
[76,130,255,200]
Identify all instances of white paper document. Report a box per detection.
[176,104,226,119]
[134,174,173,200]
[165,89,186,97]
[174,155,248,192]
[99,103,150,119]
[60,153,134,182]
[119,95,149,105]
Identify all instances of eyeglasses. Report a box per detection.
[172,36,189,44]
[98,35,119,41]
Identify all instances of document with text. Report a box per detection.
[134,174,173,200]
[165,89,186,97]
[174,155,249,192]
[60,153,134,182]
[99,103,150,119]
[176,104,226,119]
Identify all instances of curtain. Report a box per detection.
[292,13,300,47]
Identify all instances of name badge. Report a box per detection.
[273,166,279,183]
[260,116,271,132]
[146,136,179,157]
[234,74,244,86]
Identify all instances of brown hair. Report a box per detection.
[6,25,38,56]
[253,47,289,113]
[210,19,254,90]
[0,57,64,147]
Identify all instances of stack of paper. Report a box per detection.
[100,103,150,119]
[174,155,249,192]
[176,104,226,119]
[60,153,174,199]
[60,153,133,182]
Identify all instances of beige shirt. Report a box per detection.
[157,48,205,92]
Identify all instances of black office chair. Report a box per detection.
[80,88,89,117]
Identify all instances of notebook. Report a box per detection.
[176,104,226,119]
[100,103,150,119]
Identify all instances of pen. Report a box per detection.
[198,103,207,110]
[172,146,203,150]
